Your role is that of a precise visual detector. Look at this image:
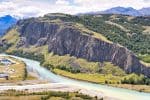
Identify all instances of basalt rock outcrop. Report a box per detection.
[3,14,150,77]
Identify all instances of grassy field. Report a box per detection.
[53,68,122,84]
[0,56,36,83]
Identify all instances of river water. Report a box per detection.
[1,54,150,100]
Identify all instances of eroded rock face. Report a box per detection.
[15,18,150,77]
[0,39,8,47]
[16,37,27,48]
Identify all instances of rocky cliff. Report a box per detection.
[3,14,150,77]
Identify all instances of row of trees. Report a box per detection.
[121,73,150,85]
[56,65,81,73]
[7,50,45,64]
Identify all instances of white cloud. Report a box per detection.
[74,0,150,11]
[0,0,150,18]
[0,0,73,18]
[56,0,69,5]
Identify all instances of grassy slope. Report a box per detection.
[74,23,112,43]
[2,28,20,53]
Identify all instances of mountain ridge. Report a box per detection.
[82,7,150,16]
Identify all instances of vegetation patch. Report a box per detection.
[0,90,100,100]
[138,54,150,63]
[53,68,122,84]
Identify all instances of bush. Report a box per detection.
[22,67,27,81]
[56,65,80,73]
[121,73,149,85]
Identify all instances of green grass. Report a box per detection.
[98,62,126,76]
[138,54,150,63]
[53,68,122,84]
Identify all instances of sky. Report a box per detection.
[0,0,150,18]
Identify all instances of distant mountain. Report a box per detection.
[101,7,141,16]
[139,7,150,16]
[83,7,150,16]
[0,15,17,36]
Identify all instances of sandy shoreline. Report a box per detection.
[0,82,118,100]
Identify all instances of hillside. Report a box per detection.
[0,13,150,79]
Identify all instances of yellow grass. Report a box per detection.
[110,84,150,93]
[2,28,20,52]
[0,56,36,83]
[105,21,130,32]
[143,26,150,34]
[0,95,43,100]
[2,28,19,44]
[74,23,112,43]
[140,61,150,67]
[53,69,121,84]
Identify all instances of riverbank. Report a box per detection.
[0,83,114,100]
[110,84,150,93]
[53,68,150,93]
[0,87,103,100]
[0,56,27,82]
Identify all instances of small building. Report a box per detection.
[0,73,9,80]
[0,58,13,65]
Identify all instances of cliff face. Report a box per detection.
[5,15,150,77]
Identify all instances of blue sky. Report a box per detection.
[0,0,150,18]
